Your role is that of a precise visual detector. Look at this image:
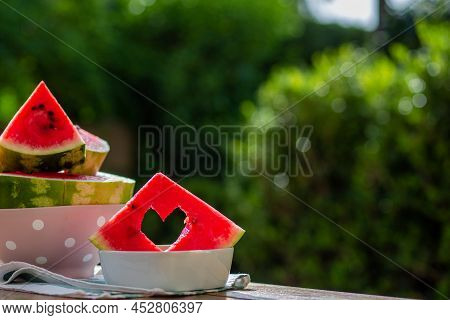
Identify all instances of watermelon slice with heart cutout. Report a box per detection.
[90,173,245,251]
[0,81,85,173]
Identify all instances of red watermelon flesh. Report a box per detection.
[75,126,109,153]
[0,81,83,154]
[89,173,245,251]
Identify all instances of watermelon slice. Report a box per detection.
[0,171,135,208]
[89,173,245,251]
[0,81,85,173]
[68,126,110,176]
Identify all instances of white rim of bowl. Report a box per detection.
[100,247,234,254]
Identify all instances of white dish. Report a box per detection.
[0,204,123,278]
[99,246,234,291]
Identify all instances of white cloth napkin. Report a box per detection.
[0,261,250,299]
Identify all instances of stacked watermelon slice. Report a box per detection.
[1,81,244,251]
[0,81,135,208]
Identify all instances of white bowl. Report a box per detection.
[0,204,123,278]
[100,246,234,291]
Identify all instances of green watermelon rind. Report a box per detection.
[68,127,110,176]
[68,146,109,176]
[0,172,65,208]
[0,172,135,209]
[89,234,110,250]
[228,225,245,247]
[0,143,86,173]
[64,172,135,206]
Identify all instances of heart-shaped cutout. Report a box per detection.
[90,173,245,251]
[141,208,186,246]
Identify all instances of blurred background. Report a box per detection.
[0,0,448,298]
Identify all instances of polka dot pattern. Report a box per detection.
[82,254,93,262]
[35,256,48,265]
[5,241,17,251]
[0,204,122,277]
[32,219,45,231]
[64,238,76,248]
[97,216,106,227]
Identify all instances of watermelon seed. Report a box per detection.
[49,124,55,129]
[32,106,37,110]
[38,104,45,109]
[47,111,54,117]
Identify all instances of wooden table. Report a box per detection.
[0,283,397,300]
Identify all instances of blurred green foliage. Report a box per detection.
[0,0,448,299]
[0,0,301,127]
[233,21,449,298]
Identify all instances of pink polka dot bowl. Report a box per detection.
[0,204,123,279]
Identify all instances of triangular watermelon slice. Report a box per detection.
[68,126,110,175]
[0,81,85,173]
[90,173,245,251]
